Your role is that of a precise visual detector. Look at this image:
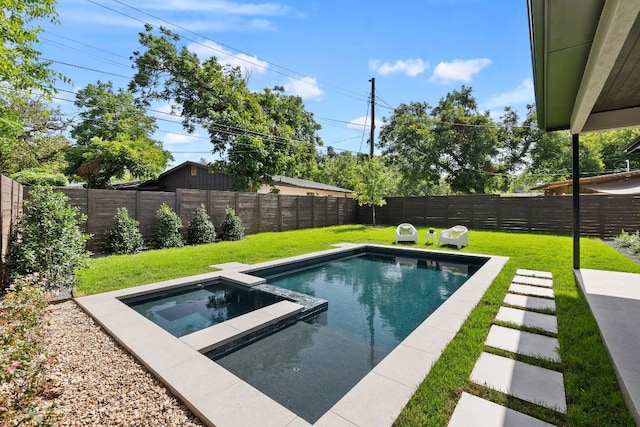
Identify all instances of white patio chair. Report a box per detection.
[438,225,468,249]
[395,223,418,244]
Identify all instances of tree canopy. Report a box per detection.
[129,26,322,191]
[0,88,69,175]
[65,81,172,188]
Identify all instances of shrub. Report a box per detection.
[187,204,216,245]
[11,168,68,187]
[0,274,59,426]
[104,207,144,254]
[613,230,638,248]
[219,207,244,241]
[152,203,184,249]
[7,186,91,291]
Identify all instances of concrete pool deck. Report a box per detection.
[575,268,640,426]
[75,244,508,427]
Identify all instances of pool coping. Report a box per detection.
[75,243,508,427]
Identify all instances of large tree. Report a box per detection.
[0,88,69,175]
[66,81,172,188]
[0,0,65,97]
[380,86,521,194]
[0,0,68,156]
[129,26,322,191]
[378,101,441,195]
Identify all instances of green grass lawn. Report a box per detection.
[75,225,640,426]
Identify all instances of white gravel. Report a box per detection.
[44,301,204,426]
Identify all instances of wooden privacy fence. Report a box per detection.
[0,176,23,268]
[57,188,357,253]
[357,194,640,239]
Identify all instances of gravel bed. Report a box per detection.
[44,301,204,426]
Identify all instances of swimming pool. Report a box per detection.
[212,252,482,423]
[75,244,508,427]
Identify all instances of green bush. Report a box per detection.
[0,274,59,426]
[104,207,144,254]
[11,168,68,187]
[219,207,244,241]
[187,203,216,245]
[152,203,184,249]
[7,186,91,290]
[614,229,639,249]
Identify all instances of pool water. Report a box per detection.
[124,281,284,337]
[212,253,475,423]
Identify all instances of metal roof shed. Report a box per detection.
[527,0,640,268]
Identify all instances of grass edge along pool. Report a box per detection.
[74,244,507,427]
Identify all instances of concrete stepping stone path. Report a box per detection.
[485,325,560,362]
[503,294,556,311]
[447,269,565,426]
[449,393,557,427]
[509,283,555,299]
[471,352,566,413]
[496,307,558,334]
[516,269,553,279]
[513,275,554,288]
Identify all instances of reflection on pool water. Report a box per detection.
[212,253,480,423]
[124,281,284,337]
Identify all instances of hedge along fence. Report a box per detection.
[54,188,358,253]
[357,194,640,239]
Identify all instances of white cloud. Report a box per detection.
[483,78,535,109]
[187,40,269,75]
[283,77,324,101]
[430,58,492,84]
[164,133,204,145]
[348,116,383,131]
[369,59,429,77]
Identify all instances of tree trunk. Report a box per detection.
[372,205,376,227]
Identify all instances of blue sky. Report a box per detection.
[39,0,535,167]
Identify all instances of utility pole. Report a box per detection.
[369,77,375,158]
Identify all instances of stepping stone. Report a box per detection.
[509,283,555,299]
[448,392,557,427]
[513,275,554,288]
[496,307,558,334]
[471,352,566,413]
[504,294,556,312]
[516,269,553,280]
[485,325,560,362]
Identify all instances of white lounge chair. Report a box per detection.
[438,225,468,249]
[395,223,418,244]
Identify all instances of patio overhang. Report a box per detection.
[528,0,640,135]
[528,0,640,269]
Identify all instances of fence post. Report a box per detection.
[257,193,261,233]
[87,188,95,237]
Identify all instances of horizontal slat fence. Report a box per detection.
[55,188,357,253]
[0,176,23,283]
[357,194,640,239]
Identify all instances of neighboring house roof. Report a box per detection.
[133,161,233,191]
[534,170,640,195]
[528,1,640,133]
[270,175,352,193]
[623,134,640,154]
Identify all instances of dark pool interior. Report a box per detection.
[211,248,486,423]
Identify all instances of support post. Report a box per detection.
[572,133,581,270]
